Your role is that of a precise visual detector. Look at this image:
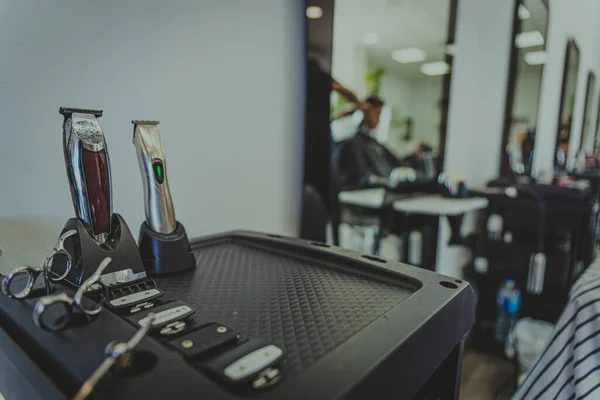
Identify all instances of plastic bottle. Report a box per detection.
[494,280,509,343]
[503,288,521,359]
[487,214,503,241]
[495,278,521,344]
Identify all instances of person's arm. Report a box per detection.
[332,80,359,103]
[330,102,368,122]
[330,107,358,121]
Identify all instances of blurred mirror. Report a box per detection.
[329,0,456,188]
[596,93,600,153]
[578,72,596,157]
[503,0,549,177]
[586,92,600,169]
[304,0,458,249]
[555,40,580,172]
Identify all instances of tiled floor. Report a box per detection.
[461,350,514,399]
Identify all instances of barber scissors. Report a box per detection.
[73,313,155,400]
[1,230,77,299]
[33,257,111,331]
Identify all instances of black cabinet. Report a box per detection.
[469,184,597,350]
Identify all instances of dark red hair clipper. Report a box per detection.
[60,108,112,243]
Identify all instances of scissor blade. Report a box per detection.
[72,357,115,400]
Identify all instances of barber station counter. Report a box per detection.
[339,188,488,215]
[338,188,488,270]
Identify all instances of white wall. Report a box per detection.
[331,43,369,99]
[437,0,515,277]
[444,0,513,188]
[410,77,444,151]
[0,0,304,271]
[376,71,413,154]
[532,0,600,176]
[439,0,600,277]
[445,0,600,186]
[382,76,444,158]
[377,72,413,123]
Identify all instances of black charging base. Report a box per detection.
[138,221,196,276]
[56,214,147,286]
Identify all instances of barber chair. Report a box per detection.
[330,135,400,253]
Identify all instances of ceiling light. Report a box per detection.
[515,30,544,48]
[306,6,323,19]
[518,5,531,19]
[391,47,427,64]
[524,50,547,65]
[420,61,450,76]
[445,43,456,55]
[363,32,379,45]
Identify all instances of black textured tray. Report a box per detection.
[0,231,475,400]
[158,235,419,374]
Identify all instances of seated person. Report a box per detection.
[332,96,403,190]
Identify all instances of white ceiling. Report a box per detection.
[522,0,548,37]
[333,0,451,79]
[515,0,549,72]
[332,0,549,80]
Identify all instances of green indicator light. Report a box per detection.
[153,161,164,183]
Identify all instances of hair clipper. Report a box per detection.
[60,108,112,243]
[132,121,177,234]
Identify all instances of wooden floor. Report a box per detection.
[460,350,514,400]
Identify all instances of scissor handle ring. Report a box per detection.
[56,230,77,250]
[45,249,73,283]
[2,266,36,299]
[33,293,74,331]
[75,282,106,316]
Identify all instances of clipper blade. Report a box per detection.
[59,107,103,118]
[132,120,159,125]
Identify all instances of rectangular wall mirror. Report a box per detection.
[578,72,596,157]
[587,92,600,169]
[502,0,549,177]
[304,0,459,252]
[555,40,580,171]
[328,0,456,179]
[595,93,600,153]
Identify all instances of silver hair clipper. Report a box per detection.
[60,108,112,243]
[134,121,195,275]
[132,121,177,234]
